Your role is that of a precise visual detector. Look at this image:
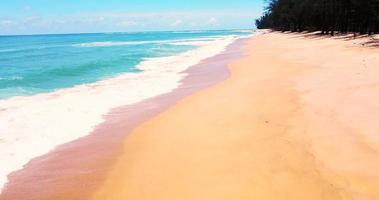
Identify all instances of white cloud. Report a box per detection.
[189,22,198,27]
[0,9,259,34]
[207,17,218,25]
[0,19,14,27]
[170,19,183,27]
[117,20,138,27]
[23,16,50,27]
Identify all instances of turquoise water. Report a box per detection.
[0,30,250,99]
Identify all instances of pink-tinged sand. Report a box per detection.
[0,38,246,200]
[2,32,379,200]
[92,32,379,200]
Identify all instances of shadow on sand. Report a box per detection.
[272,30,379,48]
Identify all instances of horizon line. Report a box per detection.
[0,27,255,37]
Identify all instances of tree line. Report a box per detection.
[256,0,379,35]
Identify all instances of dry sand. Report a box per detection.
[92,32,379,200]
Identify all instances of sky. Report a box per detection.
[0,0,265,35]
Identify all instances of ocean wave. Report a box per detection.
[0,49,17,53]
[168,36,237,46]
[0,76,24,81]
[72,37,226,48]
[233,29,255,33]
[72,41,157,47]
[0,45,63,54]
[0,34,248,192]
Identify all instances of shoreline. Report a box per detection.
[0,33,243,192]
[0,37,249,200]
[92,32,379,199]
[0,34,243,192]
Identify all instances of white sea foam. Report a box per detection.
[0,34,249,192]
[168,38,220,46]
[234,29,255,33]
[170,41,211,46]
[73,41,156,47]
[73,37,220,48]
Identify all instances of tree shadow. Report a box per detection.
[362,38,379,48]
[271,30,379,48]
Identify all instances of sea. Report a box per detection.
[0,30,253,191]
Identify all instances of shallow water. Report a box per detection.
[0,30,250,99]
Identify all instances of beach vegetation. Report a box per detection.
[256,0,379,35]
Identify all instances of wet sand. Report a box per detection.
[92,32,379,200]
[0,38,247,200]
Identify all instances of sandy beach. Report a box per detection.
[91,32,379,200]
[1,31,379,200]
[1,0,379,198]
[0,36,246,200]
